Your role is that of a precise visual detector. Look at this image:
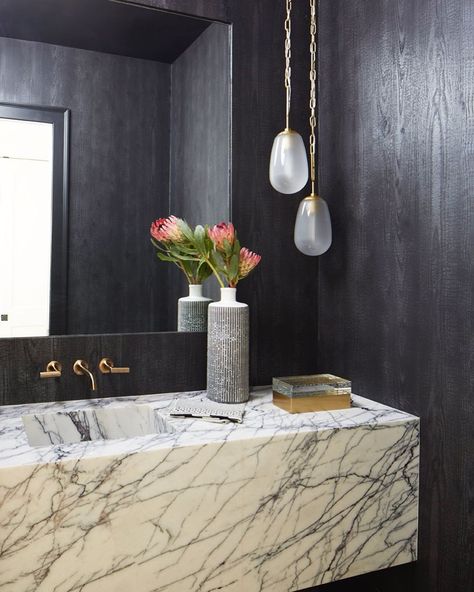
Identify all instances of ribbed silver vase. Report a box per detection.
[207,287,249,404]
[177,285,212,332]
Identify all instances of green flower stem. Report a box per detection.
[202,254,225,288]
[176,261,193,284]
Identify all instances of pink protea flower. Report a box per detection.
[150,216,184,243]
[208,222,235,250]
[239,247,261,278]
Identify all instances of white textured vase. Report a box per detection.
[177,284,212,332]
[207,287,249,404]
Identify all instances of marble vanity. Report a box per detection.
[0,389,419,592]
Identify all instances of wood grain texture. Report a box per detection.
[170,22,230,227]
[129,0,229,23]
[230,0,318,385]
[0,36,171,334]
[0,332,206,405]
[169,21,231,309]
[317,0,474,590]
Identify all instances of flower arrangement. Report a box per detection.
[150,217,261,288]
[150,216,213,285]
[205,222,261,288]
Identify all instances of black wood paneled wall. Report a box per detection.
[316,0,474,591]
[2,1,472,590]
[0,332,207,405]
[231,0,317,384]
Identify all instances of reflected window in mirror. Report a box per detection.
[0,104,69,337]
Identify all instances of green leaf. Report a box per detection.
[173,244,198,256]
[197,259,208,274]
[150,237,169,253]
[229,252,240,278]
[180,259,194,274]
[194,225,205,241]
[173,254,200,262]
[197,261,213,283]
[168,245,198,261]
[210,250,225,273]
[193,225,207,254]
[177,219,194,242]
[222,239,233,257]
[233,238,241,257]
[203,231,214,252]
[156,252,177,262]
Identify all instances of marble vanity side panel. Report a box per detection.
[0,419,419,592]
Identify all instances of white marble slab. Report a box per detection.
[0,389,419,591]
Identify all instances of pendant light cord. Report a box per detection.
[284,0,292,129]
[309,0,317,195]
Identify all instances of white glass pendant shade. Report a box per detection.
[269,129,309,194]
[294,195,332,256]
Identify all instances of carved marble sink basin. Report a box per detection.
[21,403,173,447]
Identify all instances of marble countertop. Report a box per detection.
[0,387,417,470]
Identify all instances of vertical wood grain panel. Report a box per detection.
[317,0,474,590]
[170,23,230,227]
[231,0,318,385]
[169,21,231,310]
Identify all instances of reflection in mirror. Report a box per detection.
[0,119,53,337]
[0,0,231,338]
[0,104,69,337]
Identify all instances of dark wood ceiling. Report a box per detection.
[0,0,212,63]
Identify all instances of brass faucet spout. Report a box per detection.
[73,360,97,391]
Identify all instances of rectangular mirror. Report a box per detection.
[0,0,231,337]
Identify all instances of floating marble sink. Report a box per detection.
[1,389,419,591]
[21,403,173,447]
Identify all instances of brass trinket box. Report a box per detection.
[272,374,351,413]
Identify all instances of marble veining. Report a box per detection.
[0,388,419,591]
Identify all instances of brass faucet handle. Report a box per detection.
[73,360,97,391]
[99,358,130,374]
[40,360,62,379]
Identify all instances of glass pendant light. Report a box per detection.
[294,0,332,256]
[294,195,332,255]
[269,0,308,194]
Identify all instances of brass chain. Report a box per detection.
[284,0,292,129]
[309,0,317,194]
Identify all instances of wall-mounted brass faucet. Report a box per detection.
[40,361,62,379]
[73,360,97,391]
